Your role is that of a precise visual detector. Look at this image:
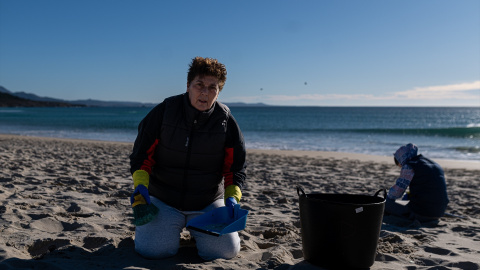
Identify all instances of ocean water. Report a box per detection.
[0,106,479,161]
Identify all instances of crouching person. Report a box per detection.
[385,143,449,223]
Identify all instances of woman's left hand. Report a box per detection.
[225,197,237,218]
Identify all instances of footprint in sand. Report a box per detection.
[61,221,82,231]
[0,177,13,183]
[82,236,109,250]
[66,203,81,213]
[424,246,458,256]
[30,218,64,233]
[413,257,478,269]
[26,238,71,258]
[451,225,480,240]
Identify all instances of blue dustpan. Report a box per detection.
[186,204,248,237]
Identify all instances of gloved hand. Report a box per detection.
[130,184,151,206]
[225,197,237,218]
[130,170,158,226]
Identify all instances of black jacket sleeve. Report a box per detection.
[129,102,165,175]
[223,113,247,189]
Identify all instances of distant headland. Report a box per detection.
[0,86,268,108]
[0,91,84,107]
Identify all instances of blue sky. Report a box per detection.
[1,0,479,106]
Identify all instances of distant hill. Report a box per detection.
[0,86,269,107]
[0,86,12,94]
[0,92,84,107]
[68,99,157,107]
[12,91,72,103]
[0,86,156,107]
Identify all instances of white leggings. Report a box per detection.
[134,196,241,261]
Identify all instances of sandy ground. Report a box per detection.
[0,134,479,270]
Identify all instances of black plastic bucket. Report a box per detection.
[297,187,386,269]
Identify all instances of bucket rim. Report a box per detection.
[300,194,386,206]
[297,186,387,205]
[298,192,386,206]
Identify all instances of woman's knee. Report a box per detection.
[198,246,240,261]
[134,226,181,259]
[134,240,178,259]
[216,242,240,260]
[197,233,241,261]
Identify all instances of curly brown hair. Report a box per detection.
[187,57,227,91]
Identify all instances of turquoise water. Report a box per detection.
[0,106,479,161]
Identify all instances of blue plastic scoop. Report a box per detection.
[186,204,249,237]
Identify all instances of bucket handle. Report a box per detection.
[374,189,387,200]
[297,186,306,197]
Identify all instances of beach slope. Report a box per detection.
[0,134,479,269]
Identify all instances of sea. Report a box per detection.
[0,106,479,161]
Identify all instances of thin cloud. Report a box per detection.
[394,81,480,100]
[227,81,480,103]
[264,94,381,101]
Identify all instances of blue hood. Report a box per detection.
[394,143,418,166]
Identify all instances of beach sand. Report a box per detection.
[0,134,479,269]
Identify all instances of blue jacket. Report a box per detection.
[407,155,449,217]
[388,143,449,217]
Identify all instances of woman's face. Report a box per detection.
[187,75,220,111]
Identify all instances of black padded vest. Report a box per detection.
[149,94,230,211]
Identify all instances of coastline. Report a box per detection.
[247,149,480,171]
[2,133,478,170]
[0,133,479,269]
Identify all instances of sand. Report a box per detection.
[0,134,479,270]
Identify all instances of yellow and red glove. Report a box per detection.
[130,170,158,226]
[225,185,242,218]
[131,170,150,206]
